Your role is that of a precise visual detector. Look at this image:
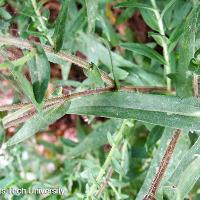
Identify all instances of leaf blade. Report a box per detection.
[120,43,166,64]
[66,91,200,131]
[6,102,70,146]
[53,0,69,52]
[85,0,98,32]
[115,2,155,11]
[29,44,50,104]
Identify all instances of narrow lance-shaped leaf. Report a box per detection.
[64,8,87,40]
[169,23,184,52]
[0,7,12,20]
[176,5,200,97]
[6,102,70,146]
[149,32,169,47]
[53,0,69,52]
[136,129,190,200]
[176,156,200,199]
[85,0,98,32]
[140,9,159,32]
[67,119,122,158]
[28,44,50,104]
[161,0,177,18]
[120,43,166,64]
[115,1,159,31]
[136,128,174,200]
[145,125,164,154]
[115,2,155,11]
[10,64,38,107]
[66,91,200,131]
[166,138,200,191]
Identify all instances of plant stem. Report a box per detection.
[193,75,199,97]
[31,0,54,46]
[86,120,134,199]
[150,0,171,92]
[144,129,181,200]
[0,35,114,86]
[0,85,169,127]
[0,86,169,128]
[0,86,169,112]
[96,166,113,198]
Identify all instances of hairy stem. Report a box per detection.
[0,86,169,112]
[144,129,181,200]
[0,35,114,86]
[1,86,169,128]
[193,75,199,97]
[150,0,171,92]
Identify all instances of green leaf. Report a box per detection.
[2,105,33,127]
[76,117,86,142]
[136,129,190,200]
[161,0,177,19]
[6,102,70,146]
[61,62,71,80]
[107,131,114,146]
[176,5,200,97]
[67,119,122,158]
[116,7,135,25]
[120,43,166,64]
[99,38,120,88]
[28,44,50,104]
[115,2,155,11]
[85,0,98,32]
[188,48,200,75]
[0,51,35,69]
[64,8,87,40]
[98,14,119,45]
[78,33,133,69]
[0,7,11,20]
[78,33,129,80]
[84,63,105,88]
[115,2,159,31]
[140,9,159,32]
[0,177,15,189]
[10,64,38,107]
[166,136,200,190]
[169,23,184,52]
[67,91,200,131]
[149,32,169,47]
[136,128,174,199]
[53,0,69,52]
[176,156,200,199]
[146,125,164,154]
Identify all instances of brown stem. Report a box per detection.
[143,129,181,200]
[4,101,63,128]
[193,75,199,97]
[1,86,169,128]
[0,86,169,112]
[0,35,114,86]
